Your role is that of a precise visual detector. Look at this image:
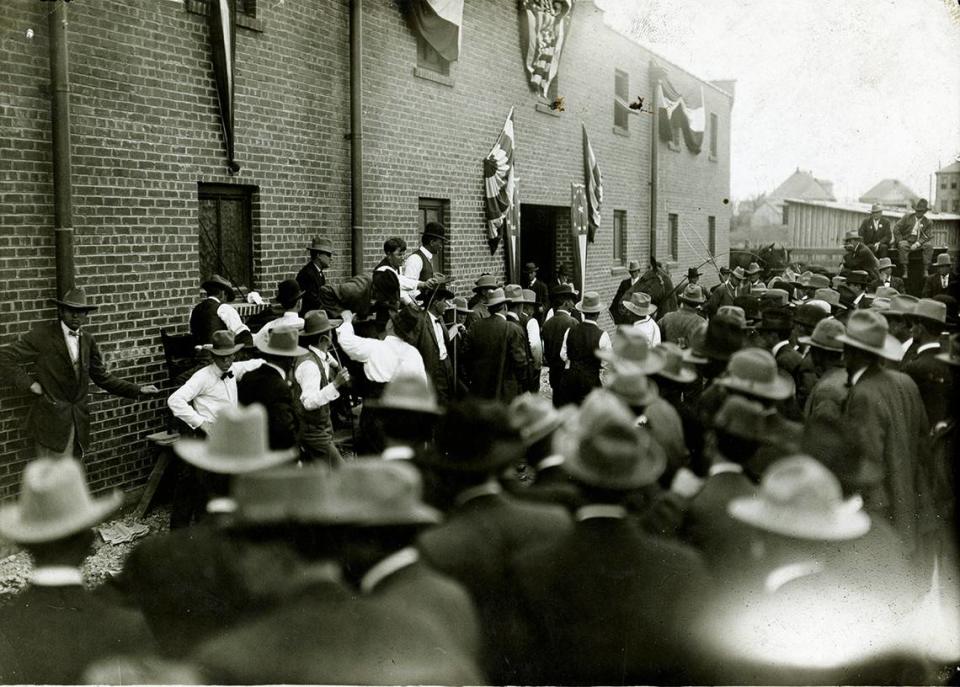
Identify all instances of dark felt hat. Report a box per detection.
[423,222,446,241]
[686,267,702,281]
[201,274,235,299]
[417,400,523,473]
[49,287,99,311]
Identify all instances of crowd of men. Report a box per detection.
[0,218,958,684]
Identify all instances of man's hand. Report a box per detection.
[334,369,351,388]
[911,242,921,251]
[340,310,354,325]
[29,382,42,396]
[448,323,466,339]
[139,385,161,395]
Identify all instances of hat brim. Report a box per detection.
[654,365,699,384]
[797,335,843,353]
[49,299,98,311]
[300,320,342,337]
[559,434,666,490]
[718,371,795,401]
[210,344,246,356]
[576,302,604,314]
[365,397,443,416]
[422,232,446,241]
[254,340,309,357]
[0,491,122,544]
[680,295,706,305]
[596,350,667,376]
[728,495,871,541]
[622,302,658,317]
[485,295,508,307]
[835,332,903,361]
[201,280,235,297]
[174,439,298,475]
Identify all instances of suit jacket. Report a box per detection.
[682,469,756,572]
[704,282,735,319]
[0,583,155,684]
[903,346,953,426]
[461,314,528,401]
[659,306,706,346]
[0,320,142,452]
[841,243,880,283]
[858,216,893,248]
[921,273,957,299]
[775,344,817,410]
[237,364,299,450]
[510,517,708,685]
[804,365,848,420]
[873,275,906,292]
[193,580,482,685]
[295,260,325,315]
[894,212,933,245]
[413,311,454,404]
[525,278,550,317]
[609,276,636,324]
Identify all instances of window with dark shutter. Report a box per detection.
[198,183,256,291]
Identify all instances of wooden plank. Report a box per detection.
[133,448,172,520]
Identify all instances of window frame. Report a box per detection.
[417,197,451,273]
[614,69,630,132]
[708,215,717,256]
[709,112,719,159]
[417,35,450,77]
[198,183,256,291]
[668,212,679,262]
[613,210,627,265]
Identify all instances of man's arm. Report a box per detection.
[401,253,424,281]
[294,359,342,411]
[87,337,145,399]
[217,303,252,341]
[167,368,212,430]
[335,312,376,363]
[0,328,43,394]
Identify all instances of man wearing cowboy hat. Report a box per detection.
[504,285,539,392]
[0,287,160,459]
[522,262,550,322]
[894,198,934,269]
[838,310,934,556]
[557,291,613,406]
[841,231,881,283]
[296,236,334,315]
[415,399,571,683]
[873,256,906,292]
[798,318,847,420]
[460,288,529,402]
[623,291,661,345]
[369,371,443,461]
[902,299,952,428]
[0,458,155,683]
[414,284,459,405]
[403,221,447,285]
[705,266,742,318]
[294,310,349,466]
[190,274,253,349]
[659,284,706,347]
[509,390,707,685]
[542,283,578,405]
[741,262,763,294]
[922,252,957,299]
[609,259,643,325]
[464,273,498,327]
[858,203,893,258]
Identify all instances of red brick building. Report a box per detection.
[0,0,732,498]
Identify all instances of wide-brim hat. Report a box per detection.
[508,393,574,446]
[884,294,919,318]
[718,347,795,400]
[622,292,657,318]
[728,455,871,541]
[473,274,499,292]
[693,315,744,362]
[652,343,698,384]
[934,253,952,267]
[300,310,341,337]
[276,279,305,304]
[679,284,706,304]
[910,298,947,325]
[756,308,794,332]
[451,296,473,313]
[627,260,642,272]
[389,304,424,342]
[0,458,122,544]
[366,372,442,415]
[870,203,883,213]
[523,262,539,273]
[201,274,235,298]
[504,284,534,304]
[686,267,702,280]
[205,330,245,356]
[798,317,846,352]
[841,230,860,243]
[484,287,508,307]
[744,262,762,276]
[606,367,660,407]
[794,303,829,328]
[915,198,929,211]
[845,270,871,286]
[576,291,604,313]
[49,287,99,312]
[835,310,903,361]
[255,325,308,357]
[175,404,298,474]
[550,283,578,300]
[307,236,334,254]
[597,326,666,374]
[877,257,894,271]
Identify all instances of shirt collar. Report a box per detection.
[360,547,419,594]
[771,340,793,357]
[30,566,84,587]
[765,561,824,593]
[575,504,627,521]
[581,319,599,328]
[708,462,744,477]
[60,320,80,338]
[917,342,941,355]
[851,366,869,386]
[382,445,414,461]
[455,480,502,507]
[901,337,914,354]
[308,345,329,361]
[537,454,565,471]
[506,311,520,321]
[495,312,507,320]
[420,246,433,259]
[207,296,221,303]
[265,361,287,379]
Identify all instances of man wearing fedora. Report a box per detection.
[504,285,539,392]
[609,259,642,325]
[859,203,893,258]
[894,198,934,269]
[416,399,571,682]
[238,326,305,451]
[460,288,529,402]
[0,458,155,683]
[659,284,706,347]
[875,256,906,292]
[509,390,707,685]
[922,252,956,299]
[369,371,443,461]
[0,287,160,459]
[753,307,815,411]
[838,309,934,557]
[414,284,458,405]
[403,221,446,286]
[705,266,742,318]
[841,231,881,283]
[295,310,349,466]
[296,236,334,316]
[623,291,661,345]
[522,261,550,321]
[556,291,612,406]
[542,283,578,405]
[799,318,848,420]
[190,274,253,349]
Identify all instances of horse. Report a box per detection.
[729,243,792,281]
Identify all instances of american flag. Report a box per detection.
[582,124,603,243]
[521,0,573,98]
[483,108,518,255]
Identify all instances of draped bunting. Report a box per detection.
[407,0,464,61]
[209,0,240,173]
[483,108,519,260]
[582,124,603,243]
[657,81,705,154]
[520,0,573,98]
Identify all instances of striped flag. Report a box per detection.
[407,0,464,62]
[582,124,603,243]
[570,183,589,296]
[520,0,573,98]
[483,108,518,255]
[657,81,705,154]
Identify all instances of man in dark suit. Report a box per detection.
[874,257,906,292]
[894,198,934,268]
[556,292,611,406]
[414,285,457,405]
[296,236,333,316]
[460,288,528,402]
[238,326,304,450]
[522,262,550,321]
[415,400,571,683]
[841,231,880,283]
[0,458,155,683]
[0,287,159,459]
[510,391,708,685]
[922,253,956,298]
[858,204,893,258]
[542,284,578,405]
[609,259,641,324]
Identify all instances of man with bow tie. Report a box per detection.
[0,288,159,460]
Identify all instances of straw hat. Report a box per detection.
[576,291,604,314]
[834,310,903,360]
[559,391,665,490]
[255,326,308,357]
[508,393,574,446]
[307,237,334,254]
[718,348,795,400]
[910,298,947,325]
[174,404,298,474]
[484,287,508,307]
[366,371,442,415]
[49,287,99,311]
[300,310,341,337]
[679,284,706,305]
[606,366,660,407]
[0,458,122,544]
[728,455,871,541]
[596,326,666,374]
[204,330,245,356]
[798,318,846,352]
[653,343,698,384]
[622,292,658,318]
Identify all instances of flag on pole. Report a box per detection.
[407,0,464,62]
[483,108,518,256]
[570,183,589,298]
[582,124,603,243]
[657,81,705,154]
[209,0,240,173]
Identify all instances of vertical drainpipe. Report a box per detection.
[49,0,75,297]
[648,62,659,266]
[349,0,364,277]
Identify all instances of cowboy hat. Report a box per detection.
[845,270,871,286]
[793,303,829,329]
[841,230,861,243]
[798,318,846,352]
[300,310,341,337]
[49,287,99,311]
[451,296,473,313]
[679,284,706,305]
[834,310,902,360]
[200,274,235,298]
[728,455,871,541]
[307,237,334,254]
[744,262,762,276]
[692,312,745,362]
[652,343,698,384]
[814,288,845,310]
[255,325,308,357]
[730,266,746,281]
[330,461,442,526]
[174,404,298,474]
[627,259,642,272]
[804,274,831,290]
[718,348,795,400]
[418,399,523,473]
[877,257,894,271]
[205,330,245,356]
[473,274,499,292]
[508,393,573,446]
[870,203,883,213]
[576,291,604,314]
[503,284,533,304]
[874,286,899,299]
[884,294,919,318]
[484,287,508,307]
[606,366,660,407]
[869,297,891,312]
[934,253,952,267]
[622,292,657,318]
[910,298,947,325]
[0,458,122,544]
[366,371,442,415]
[559,390,666,490]
[596,326,666,375]
[422,221,446,241]
[713,395,778,442]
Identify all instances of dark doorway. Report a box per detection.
[520,204,559,283]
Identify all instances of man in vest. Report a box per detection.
[402,222,446,291]
[557,292,612,405]
[542,284,578,405]
[190,274,252,349]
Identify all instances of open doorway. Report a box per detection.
[520,204,560,283]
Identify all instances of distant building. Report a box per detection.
[751,168,835,227]
[858,179,920,210]
[936,161,960,214]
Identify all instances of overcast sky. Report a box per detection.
[598,0,960,204]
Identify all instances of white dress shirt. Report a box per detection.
[771,340,794,358]
[559,319,612,368]
[295,345,341,411]
[630,316,661,346]
[206,297,251,336]
[254,311,305,347]
[336,320,427,384]
[402,246,433,281]
[526,316,543,368]
[60,320,80,364]
[167,359,264,429]
[375,263,420,305]
[427,311,448,361]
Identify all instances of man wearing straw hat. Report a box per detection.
[295,310,349,466]
[0,458,155,683]
[0,287,160,459]
[623,291,661,345]
[556,291,612,406]
[659,284,706,347]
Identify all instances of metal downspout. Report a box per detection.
[349,0,363,276]
[649,62,659,265]
[49,0,75,297]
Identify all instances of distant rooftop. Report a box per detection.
[784,197,960,221]
[937,160,960,174]
[858,178,920,205]
[768,169,836,203]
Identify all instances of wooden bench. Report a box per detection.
[133,430,180,519]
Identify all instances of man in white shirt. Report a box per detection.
[189,275,252,349]
[252,279,305,347]
[373,236,435,309]
[402,222,446,288]
[295,310,350,466]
